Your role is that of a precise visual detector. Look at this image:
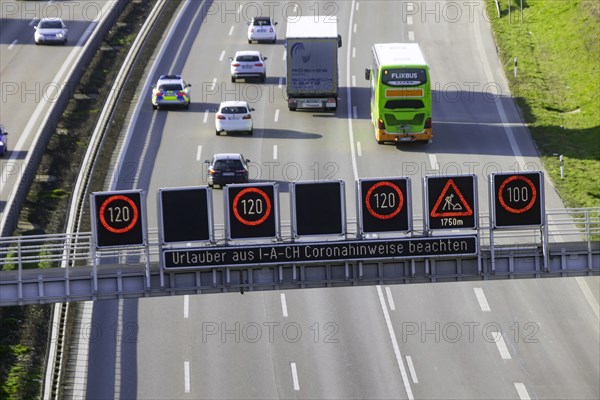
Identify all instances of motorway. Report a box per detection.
[0,0,117,230]
[62,0,599,398]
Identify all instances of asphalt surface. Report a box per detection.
[69,0,599,398]
[0,0,117,226]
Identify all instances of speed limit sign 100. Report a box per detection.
[91,190,146,248]
[491,172,544,228]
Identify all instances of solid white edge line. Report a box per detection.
[406,356,419,384]
[356,141,362,157]
[385,286,396,310]
[290,362,300,390]
[273,144,278,160]
[473,287,491,312]
[183,294,189,318]
[377,285,415,400]
[491,331,511,359]
[346,0,359,180]
[274,109,280,122]
[203,109,208,123]
[184,361,190,393]
[196,146,202,162]
[575,277,600,319]
[514,382,531,400]
[280,293,288,317]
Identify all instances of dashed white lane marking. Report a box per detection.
[407,3,415,12]
[353,23,357,33]
[280,293,288,317]
[211,78,217,90]
[473,287,491,312]
[356,141,362,157]
[385,286,396,310]
[273,145,278,160]
[428,153,439,170]
[219,50,225,61]
[406,356,419,384]
[278,77,283,88]
[377,286,415,400]
[514,382,531,400]
[293,3,298,12]
[282,50,286,61]
[352,75,356,87]
[352,47,356,58]
[352,105,357,119]
[184,361,190,393]
[196,145,202,162]
[407,15,413,25]
[274,109,280,122]
[408,31,414,41]
[575,277,600,319]
[356,2,359,11]
[491,331,512,359]
[183,295,189,318]
[228,25,234,36]
[203,109,209,123]
[9,40,17,50]
[29,19,36,26]
[290,362,300,390]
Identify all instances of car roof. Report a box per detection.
[219,100,249,108]
[235,50,261,57]
[213,153,244,160]
[39,17,64,22]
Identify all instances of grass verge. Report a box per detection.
[485,0,600,208]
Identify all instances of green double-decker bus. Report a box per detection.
[365,43,432,144]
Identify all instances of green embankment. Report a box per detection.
[486,0,599,208]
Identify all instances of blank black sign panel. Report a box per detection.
[294,181,344,236]
[160,188,210,243]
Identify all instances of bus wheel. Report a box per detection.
[377,140,385,145]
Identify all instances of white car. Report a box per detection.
[247,16,277,43]
[34,18,68,45]
[215,101,254,135]
[230,51,267,82]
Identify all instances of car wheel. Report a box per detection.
[248,39,252,44]
[231,76,236,83]
[289,107,296,111]
[216,130,221,136]
[272,38,276,44]
[260,74,266,83]
[152,104,158,110]
[377,140,385,145]
[248,128,253,135]
[185,102,190,109]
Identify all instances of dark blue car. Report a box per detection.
[0,124,7,157]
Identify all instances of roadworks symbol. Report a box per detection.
[430,179,473,218]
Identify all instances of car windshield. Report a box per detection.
[40,21,63,29]
[213,159,244,171]
[221,106,248,114]
[253,18,271,26]
[158,84,183,91]
[236,55,260,62]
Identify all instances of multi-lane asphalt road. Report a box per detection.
[75,1,600,399]
[0,0,117,231]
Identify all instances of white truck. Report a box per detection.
[285,16,342,111]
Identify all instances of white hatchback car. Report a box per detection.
[247,16,277,43]
[230,51,267,82]
[34,17,68,45]
[215,101,254,135]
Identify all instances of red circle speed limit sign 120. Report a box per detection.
[359,177,411,234]
[92,190,146,248]
[225,183,279,240]
[491,172,544,228]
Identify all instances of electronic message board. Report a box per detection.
[291,180,345,237]
[91,190,146,248]
[425,175,477,230]
[158,187,213,244]
[225,183,279,240]
[358,177,411,234]
[491,171,544,228]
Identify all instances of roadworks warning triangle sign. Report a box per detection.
[431,179,473,218]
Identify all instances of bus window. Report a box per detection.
[385,100,425,109]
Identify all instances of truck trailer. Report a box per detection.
[285,16,342,111]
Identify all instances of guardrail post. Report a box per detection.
[586,210,593,271]
[17,237,23,303]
